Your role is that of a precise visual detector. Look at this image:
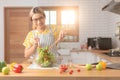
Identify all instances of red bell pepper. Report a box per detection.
[13,64,23,73]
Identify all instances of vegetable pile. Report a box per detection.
[35,46,56,67]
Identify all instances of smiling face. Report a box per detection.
[32,13,46,30]
[29,7,46,30]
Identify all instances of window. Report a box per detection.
[41,6,79,42]
[44,11,57,25]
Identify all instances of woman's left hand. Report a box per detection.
[58,30,66,42]
[34,37,40,47]
[49,30,66,50]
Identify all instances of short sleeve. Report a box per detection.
[23,31,34,48]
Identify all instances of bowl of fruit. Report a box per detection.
[35,46,56,67]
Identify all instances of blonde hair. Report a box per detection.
[29,7,46,30]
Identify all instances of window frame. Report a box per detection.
[41,6,79,42]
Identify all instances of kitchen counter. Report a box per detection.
[0,63,120,80]
[71,49,120,63]
[91,50,120,63]
[0,49,120,80]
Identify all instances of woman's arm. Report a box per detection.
[49,30,66,50]
[24,38,40,58]
[24,43,38,58]
[49,39,60,50]
[57,30,66,42]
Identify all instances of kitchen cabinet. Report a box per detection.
[70,49,120,63]
[71,52,100,64]
[58,49,71,64]
[59,49,112,65]
[58,49,99,64]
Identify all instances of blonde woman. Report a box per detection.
[23,7,65,68]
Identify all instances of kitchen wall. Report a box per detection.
[109,13,120,48]
[0,0,120,60]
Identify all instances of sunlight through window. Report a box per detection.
[45,11,56,25]
[61,10,75,24]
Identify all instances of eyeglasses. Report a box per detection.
[32,16,45,22]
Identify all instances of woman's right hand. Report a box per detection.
[24,37,40,58]
[34,37,40,47]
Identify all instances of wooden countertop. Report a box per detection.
[0,49,120,80]
[71,49,120,63]
[0,63,120,80]
[91,50,120,63]
[70,49,110,53]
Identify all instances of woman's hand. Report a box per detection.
[24,37,40,58]
[57,30,66,42]
[49,31,66,50]
[34,37,40,47]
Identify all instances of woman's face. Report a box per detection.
[32,13,45,30]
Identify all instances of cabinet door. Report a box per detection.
[71,52,100,64]
[4,7,31,63]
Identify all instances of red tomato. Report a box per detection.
[70,70,73,73]
[77,69,81,72]
[69,71,73,75]
[59,64,68,74]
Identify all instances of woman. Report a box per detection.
[23,7,65,68]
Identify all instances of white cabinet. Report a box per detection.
[57,49,71,64]
[58,49,110,64]
[71,52,101,64]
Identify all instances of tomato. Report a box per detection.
[12,64,23,73]
[59,64,68,73]
[69,71,73,75]
[77,69,81,72]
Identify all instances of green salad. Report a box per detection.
[35,46,56,67]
